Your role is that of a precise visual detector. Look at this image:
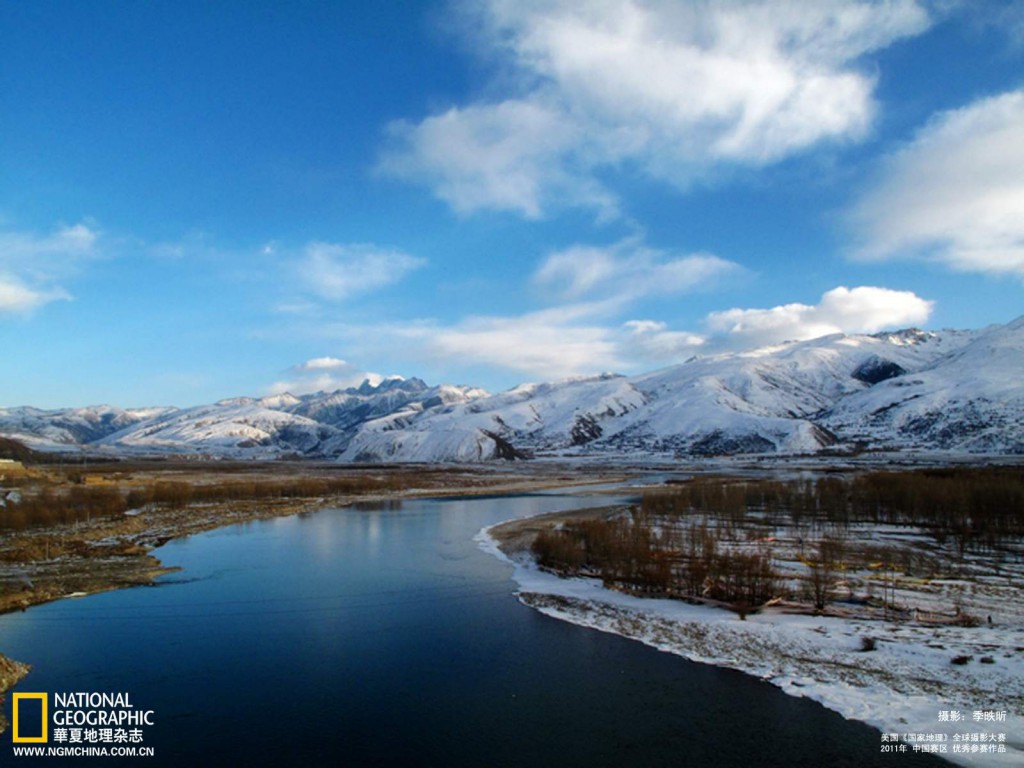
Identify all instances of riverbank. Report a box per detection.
[0,654,29,734]
[482,507,1024,768]
[1,463,628,611]
[0,463,629,731]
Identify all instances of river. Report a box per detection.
[1,491,946,766]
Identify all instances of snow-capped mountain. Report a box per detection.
[0,405,177,451]
[2,317,1021,461]
[93,399,338,458]
[0,378,488,459]
[342,323,985,461]
[341,373,648,462]
[821,317,1024,454]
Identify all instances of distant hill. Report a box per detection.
[2,317,1022,461]
[0,437,48,464]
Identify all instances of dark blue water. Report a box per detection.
[2,493,945,766]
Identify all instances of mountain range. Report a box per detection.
[3,317,1022,461]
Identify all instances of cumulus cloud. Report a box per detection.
[624,320,706,361]
[368,234,734,377]
[0,222,98,266]
[378,305,621,380]
[381,0,932,216]
[534,238,740,302]
[0,222,99,313]
[705,286,934,348]
[0,275,70,314]
[300,242,427,301]
[268,357,385,395]
[302,284,934,385]
[850,89,1024,276]
[380,99,614,219]
[619,286,932,366]
[367,314,677,380]
[293,357,351,372]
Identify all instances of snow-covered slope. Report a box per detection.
[94,400,337,457]
[341,325,982,461]
[2,317,1020,460]
[97,378,489,458]
[0,379,488,458]
[0,405,176,451]
[823,318,1024,454]
[600,327,976,457]
[342,373,647,462]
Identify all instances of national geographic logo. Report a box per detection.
[11,693,47,744]
[10,691,156,759]
[11,692,154,742]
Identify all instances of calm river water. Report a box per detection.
[2,491,946,766]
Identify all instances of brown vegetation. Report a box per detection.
[532,467,1024,616]
[641,469,1024,552]
[0,652,30,733]
[0,473,405,532]
[533,508,779,610]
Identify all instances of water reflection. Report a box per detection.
[351,499,404,512]
[1,493,946,767]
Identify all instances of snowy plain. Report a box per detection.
[476,524,1024,767]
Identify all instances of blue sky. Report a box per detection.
[1,0,1022,408]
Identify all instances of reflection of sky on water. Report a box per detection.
[0,491,947,768]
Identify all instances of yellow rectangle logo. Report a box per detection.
[12,693,48,744]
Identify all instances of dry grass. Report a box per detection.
[498,468,1024,623]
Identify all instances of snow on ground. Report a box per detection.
[476,526,1024,767]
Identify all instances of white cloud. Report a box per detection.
[268,357,385,395]
[534,238,740,302]
[624,319,706,361]
[354,246,730,375]
[0,222,99,271]
[380,99,614,219]
[294,357,351,372]
[272,234,738,379]
[281,284,934,385]
[0,222,99,313]
[706,286,934,347]
[300,242,427,301]
[0,275,70,314]
[381,0,932,216]
[306,304,627,382]
[963,1,1024,49]
[850,88,1024,276]
[423,308,623,378]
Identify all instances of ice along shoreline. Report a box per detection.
[479,510,1024,768]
